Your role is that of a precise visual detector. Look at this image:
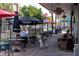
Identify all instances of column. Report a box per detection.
[73,5,78,44]
[77,4,79,43]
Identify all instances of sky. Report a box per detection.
[20,3,51,16]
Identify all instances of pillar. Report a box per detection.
[73,4,78,44]
[77,4,79,43]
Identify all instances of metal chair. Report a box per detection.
[27,35,39,48]
[0,42,13,56]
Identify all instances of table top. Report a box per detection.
[8,39,24,41]
[0,42,10,45]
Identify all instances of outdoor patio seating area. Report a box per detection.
[0,3,79,56]
[0,29,54,56]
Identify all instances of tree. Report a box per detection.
[19,5,29,16]
[19,5,44,20]
[0,3,13,12]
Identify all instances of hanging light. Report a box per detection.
[62,15,67,19]
[54,7,64,15]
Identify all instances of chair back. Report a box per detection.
[0,42,11,50]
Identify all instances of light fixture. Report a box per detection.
[54,7,64,15]
[62,15,67,19]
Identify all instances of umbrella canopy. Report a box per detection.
[0,9,16,17]
[0,9,16,39]
[19,16,43,25]
[19,16,32,25]
[13,12,20,32]
[28,17,43,24]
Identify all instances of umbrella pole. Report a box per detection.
[0,30,1,41]
[47,23,48,31]
[9,23,11,39]
[10,29,11,39]
[35,25,36,36]
[52,13,53,34]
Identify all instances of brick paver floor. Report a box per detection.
[0,33,74,56]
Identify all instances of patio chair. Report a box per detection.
[0,42,13,56]
[10,39,26,52]
[27,35,39,48]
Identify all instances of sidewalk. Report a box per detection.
[33,34,74,56]
[0,33,74,56]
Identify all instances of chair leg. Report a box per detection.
[8,52,10,56]
[27,42,31,48]
[4,50,6,56]
[0,50,1,53]
[10,47,13,55]
[5,49,13,56]
[20,44,25,52]
[4,50,9,56]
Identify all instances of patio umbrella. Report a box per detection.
[19,16,32,25]
[19,16,43,25]
[0,9,16,39]
[0,9,16,17]
[13,12,20,32]
[28,17,43,25]
[38,20,43,24]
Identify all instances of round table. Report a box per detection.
[8,39,25,52]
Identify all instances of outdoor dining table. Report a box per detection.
[8,38,24,41]
[8,39,24,45]
[8,38,25,52]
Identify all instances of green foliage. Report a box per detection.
[0,3,13,12]
[19,5,29,16]
[20,5,44,20]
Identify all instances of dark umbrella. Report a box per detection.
[28,17,43,37]
[29,17,37,25]
[13,12,20,32]
[19,16,32,25]
[28,17,43,25]
[19,16,43,25]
